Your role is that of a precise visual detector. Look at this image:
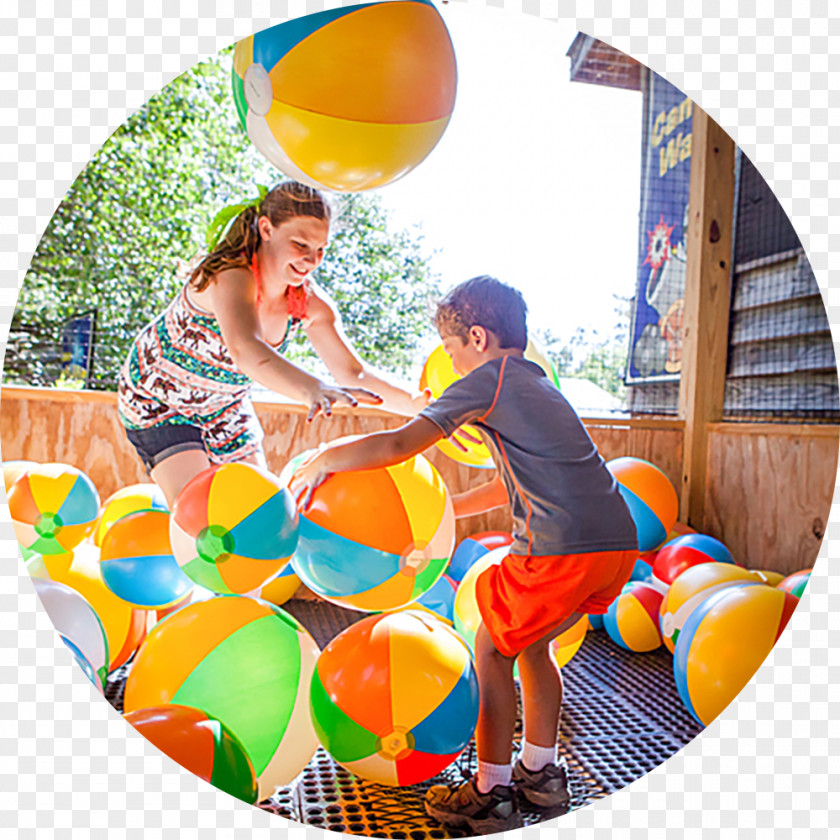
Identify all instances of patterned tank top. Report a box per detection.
[118,283,307,430]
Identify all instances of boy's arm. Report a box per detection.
[451,475,509,518]
[289,416,444,509]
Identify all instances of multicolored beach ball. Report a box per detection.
[94,483,168,547]
[99,510,193,609]
[673,584,799,726]
[448,530,513,583]
[658,563,762,654]
[169,463,299,595]
[124,705,258,804]
[389,573,458,625]
[232,0,457,191]
[310,611,478,786]
[603,580,664,653]
[8,463,100,555]
[259,563,301,606]
[652,533,736,585]
[124,596,320,802]
[606,457,678,553]
[27,545,147,671]
[293,454,455,611]
[777,569,811,598]
[32,577,109,692]
[419,340,559,469]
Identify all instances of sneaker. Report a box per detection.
[424,776,523,834]
[512,758,571,809]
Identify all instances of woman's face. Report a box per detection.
[260,215,330,287]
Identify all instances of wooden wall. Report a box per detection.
[1,387,836,573]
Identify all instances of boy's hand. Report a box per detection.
[289,452,332,511]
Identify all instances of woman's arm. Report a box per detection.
[209,269,381,419]
[289,416,444,509]
[450,475,509,519]
[304,285,429,416]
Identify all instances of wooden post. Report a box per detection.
[678,107,736,527]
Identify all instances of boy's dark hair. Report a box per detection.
[435,276,528,350]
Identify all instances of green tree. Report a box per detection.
[5,51,439,390]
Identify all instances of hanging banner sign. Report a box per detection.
[626,72,694,383]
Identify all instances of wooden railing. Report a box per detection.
[1,386,836,574]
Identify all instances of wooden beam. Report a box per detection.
[678,107,736,527]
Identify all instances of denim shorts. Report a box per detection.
[125,423,206,474]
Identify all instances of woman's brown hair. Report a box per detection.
[189,181,332,292]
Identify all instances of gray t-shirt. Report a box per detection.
[420,355,638,557]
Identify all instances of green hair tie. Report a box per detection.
[205,184,270,252]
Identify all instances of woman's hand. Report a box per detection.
[306,383,383,422]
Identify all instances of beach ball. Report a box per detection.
[588,613,605,631]
[8,463,100,555]
[310,611,478,786]
[32,577,109,692]
[99,510,193,609]
[448,530,513,583]
[628,556,653,582]
[390,573,458,625]
[659,563,762,654]
[293,453,455,611]
[606,457,678,553]
[124,596,320,801]
[639,520,695,564]
[170,463,299,595]
[673,584,799,726]
[603,581,664,653]
[2,459,36,493]
[124,705,258,804]
[777,569,811,598]
[26,544,147,671]
[652,533,736,586]
[748,569,785,587]
[420,339,559,469]
[259,563,301,606]
[232,0,456,192]
[454,547,587,669]
[94,483,168,547]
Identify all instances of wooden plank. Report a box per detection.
[678,107,737,526]
[731,252,819,311]
[729,296,831,344]
[704,426,839,573]
[727,335,836,377]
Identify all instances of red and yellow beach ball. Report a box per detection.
[232,0,457,191]
[310,611,478,786]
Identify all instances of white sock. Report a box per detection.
[476,760,512,793]
[520,741,557,772]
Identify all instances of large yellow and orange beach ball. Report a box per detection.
[232,1,457,191]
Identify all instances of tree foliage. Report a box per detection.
[6,52,439,390]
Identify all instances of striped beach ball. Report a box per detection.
[652,533,736,585]
[389,573,458,626]
[259,563,301,607]
[777,569,811,598]
[32,577,109,692]
[94,483,168,547]
[659,563,762,654]
[603,580,664,652]
[100,510,193,609]
[448,531,513,583]
[673,584,799,726]
[310,611,478,786]
[8,463,100,555]
[419,340,559,469]
[293,454,455,611]
[170,463,299,595]
[606,457,678,552]
[124,596,320,801]
[124,705,258,804]
[27,545,147,671]
[232,0,457,191]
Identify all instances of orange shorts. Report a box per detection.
[475,548,638,658]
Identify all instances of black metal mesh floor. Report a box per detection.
[106,599,704,835]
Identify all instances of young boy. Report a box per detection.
[291,276,638,834]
